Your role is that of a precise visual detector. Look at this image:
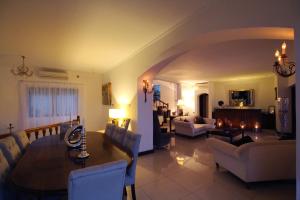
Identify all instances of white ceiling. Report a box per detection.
[0,0,204,72]
[155,39,295,82]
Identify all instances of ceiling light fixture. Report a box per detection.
[273,42,296,77]
[11,55,33,77]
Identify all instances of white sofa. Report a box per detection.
[207,138,296,183]
[173,115,215,137]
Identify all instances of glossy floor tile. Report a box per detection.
[125,130,295,200]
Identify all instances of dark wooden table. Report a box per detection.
[10,132,132,196]
[207,128,241,143]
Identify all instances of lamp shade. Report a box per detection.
[177,99,184,107]
[109,109,125,119]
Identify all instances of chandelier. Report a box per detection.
[11,56,33,77]
[273,42,296,77]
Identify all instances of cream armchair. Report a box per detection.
[207,138,296,183]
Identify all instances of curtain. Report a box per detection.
[19,81,82,129]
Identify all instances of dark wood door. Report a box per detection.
[199,93,208,117]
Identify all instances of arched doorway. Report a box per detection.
[199,93,208,118]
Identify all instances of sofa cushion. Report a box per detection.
[194,116,205,124]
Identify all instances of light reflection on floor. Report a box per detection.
[124,130,295,200]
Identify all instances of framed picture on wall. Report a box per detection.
[102,82,112,105]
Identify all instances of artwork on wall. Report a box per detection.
[229,89,255,107]
[102,82,112,105]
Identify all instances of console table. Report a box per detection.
[213,108,262,129]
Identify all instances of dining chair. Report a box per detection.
[122,131,141,200]
[111,126,127,145]
[12,131,30,153]
[68,160,127,200]
[104,123,116,137]
[0,149,10,200]
[0,136,21,167]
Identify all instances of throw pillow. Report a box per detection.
[183,119,190,122]
[194,116,205,124]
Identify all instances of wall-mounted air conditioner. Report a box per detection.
[37,68,68,80]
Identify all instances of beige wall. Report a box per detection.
[0,65,104,134]
[212,76,276,111]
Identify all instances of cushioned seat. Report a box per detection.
[12,131,30,153]
[207,138,296,183]
[111,126,126,144]
[68,160,127,200]
[0,136,21,167]
[0,149,10,200]
[122,131,141,200]
[104,123,116,137]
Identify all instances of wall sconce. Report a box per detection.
[142,80,153,102]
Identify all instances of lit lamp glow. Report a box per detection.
[240,121,246,138]
[240,121,246,129]
[177,99,184,116]
[273,41,296,77]
[254,122,260,132]
[176,156,185,166]
[217,119,223,128]
[109,108,125,126]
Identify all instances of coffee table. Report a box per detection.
[207,128,241,143]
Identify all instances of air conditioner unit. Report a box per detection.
[37,68,68,80]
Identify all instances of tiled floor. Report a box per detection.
[125,130,295,200]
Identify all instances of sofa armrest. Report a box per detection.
[204,118,216,125]
[207,138,239,158]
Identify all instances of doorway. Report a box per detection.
[199,93,209,117]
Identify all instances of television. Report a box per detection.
[229,89,254,106]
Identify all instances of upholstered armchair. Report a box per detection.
[68,160,127,200]
[0,136,21,167]
[122,131,141,200]
[12,131,30,153]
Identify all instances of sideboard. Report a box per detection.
[212,108,262,129]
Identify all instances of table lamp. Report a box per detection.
[109,108,125,126]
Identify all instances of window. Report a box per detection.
[28,87,78,118]
[20,81,81,129]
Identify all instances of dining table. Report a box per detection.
[9,132,133,197]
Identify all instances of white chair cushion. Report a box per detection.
[0,137,21,167]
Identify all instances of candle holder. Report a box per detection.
[216,119,223,129]
[240,121,246,138]
[254,122,260,133]
[78,127,90,159]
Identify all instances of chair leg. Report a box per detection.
[131,184,136,200]
[123,187,127,196]
[216,162,220,170]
